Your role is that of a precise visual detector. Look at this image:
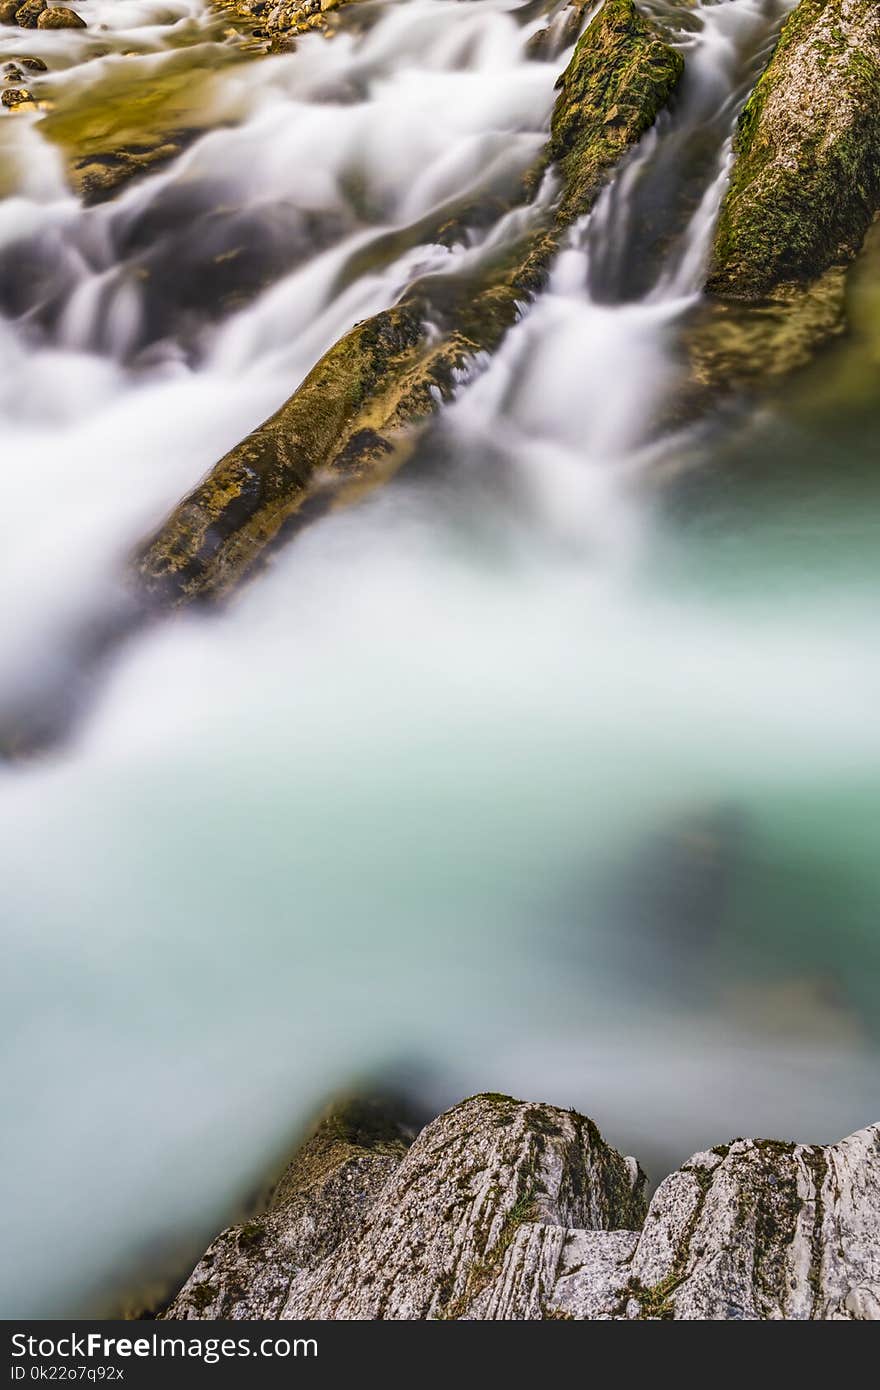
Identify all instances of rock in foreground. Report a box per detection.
[165,1093,880,1319]
[164,1099,415,1319]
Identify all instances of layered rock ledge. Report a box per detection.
[164,1093,880,1320]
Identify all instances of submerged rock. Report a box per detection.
[708,0,880,300]
[36,5,87,27]
[166,1093,880,1320]
[136,0,684,605]
[39,59,241,204]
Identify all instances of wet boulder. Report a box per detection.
[13,0,45,27]
[708,0,880,300]
[542,0,684,225]
[1,86,32,106]
[525,3,586,63]
[36,5,87,27]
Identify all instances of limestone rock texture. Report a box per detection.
[164,1093,880,1319]
[708,0,880,300]
[162,1100,414,1320]
[620,1128,880,1320]
[282,1094,647,1319]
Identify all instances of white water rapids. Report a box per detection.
[1,0,878,1315]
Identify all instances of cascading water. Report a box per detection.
[1,0,878,1317]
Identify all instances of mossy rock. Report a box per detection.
[687,265,848,390]
[136,0,684,605]
[540,0,684,226]
[708,0,880,300]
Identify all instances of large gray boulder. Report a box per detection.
[282,1094,646,1319]
[485,1126,880,1319]
[165,1094,880,1320]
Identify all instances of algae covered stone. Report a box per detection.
[544,0,684,226]
[708,0,880,300]
[136,0,685,606]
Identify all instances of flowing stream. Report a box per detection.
[1,0,879,1316]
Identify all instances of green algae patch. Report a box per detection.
[708,0,880,300]
[136,0,685,605]
[687,264,848,389]
[542,0,684,226]
[39,45,255,202]
[136,248,545,604]
[780,218,880,422]
[137,302,444,603]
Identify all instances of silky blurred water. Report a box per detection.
[1,0,878,1316]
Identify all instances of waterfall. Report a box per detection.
[1,0,878,1316]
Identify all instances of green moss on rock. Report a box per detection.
[136,0,684,605]
[708,0,880,300]
[544,0,684,226]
